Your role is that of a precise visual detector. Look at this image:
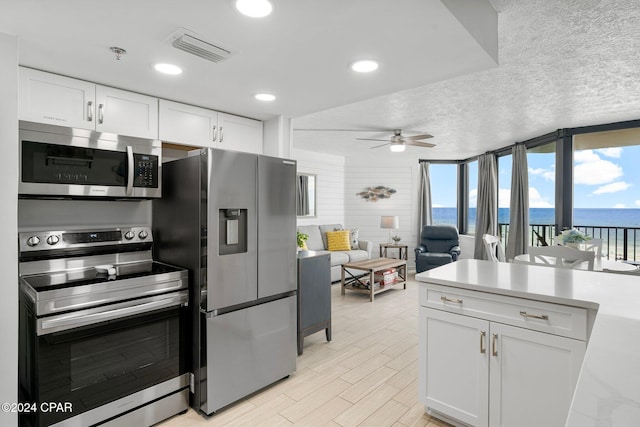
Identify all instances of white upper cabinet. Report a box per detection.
[96,85,158,139]
[19,67,159,139]
[159,100,217,147]
[217,112,263,154]
[19,67,95,130]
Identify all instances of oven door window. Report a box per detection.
[34,307,186,426]
[22,141,127,186]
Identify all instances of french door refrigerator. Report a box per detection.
[153,148,297,414]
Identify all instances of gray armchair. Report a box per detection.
[415,225,461,273]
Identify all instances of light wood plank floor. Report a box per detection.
[158,274,451,427]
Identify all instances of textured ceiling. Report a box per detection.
[293,0,640,161]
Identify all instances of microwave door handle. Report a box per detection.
[126,146,134,196]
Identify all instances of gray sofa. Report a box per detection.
[297,224,373,282]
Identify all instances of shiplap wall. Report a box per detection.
[344,158,420,269]
[292,148,345,226]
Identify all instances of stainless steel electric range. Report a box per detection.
[18,226,189,427]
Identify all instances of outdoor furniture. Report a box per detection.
[415,225,460,273]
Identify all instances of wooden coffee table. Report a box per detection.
[341,257,407,302]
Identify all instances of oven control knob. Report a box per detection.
[46,235,60,246]
[138,230,149,240]
[124,231,135,240]
[26,236,40,247]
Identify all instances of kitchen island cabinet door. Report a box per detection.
[488,322,586,427]
[419,307,489,427]
[159,99,217,147]
[217,112,263,154]
[19,67,95,130]
[96,85,158,139]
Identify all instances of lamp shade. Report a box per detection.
[380,215,399,229]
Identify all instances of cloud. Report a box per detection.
[529,187,553,208]
[613,203,626,208]
[498,188,510,208]
[636,200,640,207]
[432,204,444,208]
[592,181,631,194]
[574,150,623,185]
[468,189,477,208]
[529,166,555,181]
[596,147,623,158]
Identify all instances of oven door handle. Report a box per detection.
[37,291,188,336]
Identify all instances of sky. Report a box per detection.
[430,145,640,209]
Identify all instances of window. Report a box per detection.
[573,129,640,260]
[497,154,512,240]
[527,142,556,245]
[466,160,478,234]
[430,164,458,226]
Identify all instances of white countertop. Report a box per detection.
[415,259,640,427]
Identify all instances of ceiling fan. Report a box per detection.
[357,129,435,152]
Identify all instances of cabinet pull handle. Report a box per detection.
[87,101,93,122]
[480,331,486,354]
[219,126,224,142]
[519,311,549,320]
[98,104,104,124]
[440,296,463,304]
[492,333,498,356]
[212,125,217,141]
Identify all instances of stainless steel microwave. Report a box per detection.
[19,121,161,199]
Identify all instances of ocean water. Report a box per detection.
[433,208,640,228]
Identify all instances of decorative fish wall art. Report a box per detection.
[357,186,397,202]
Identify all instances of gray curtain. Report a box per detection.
[474,154,497,259]
[297,175,309,216]
[417,161,433,244]
[506,144,529,260]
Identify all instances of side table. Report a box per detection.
[297,251,331,355]
[379,243,409,260]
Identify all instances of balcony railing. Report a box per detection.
[497,223,640,262]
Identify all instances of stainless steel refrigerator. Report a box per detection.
[153,148,297,414]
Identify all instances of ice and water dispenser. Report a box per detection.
[219,208,248,255]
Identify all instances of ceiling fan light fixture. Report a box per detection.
[390,143,405,152]
[351,59,379,73]
[235,0,273,18]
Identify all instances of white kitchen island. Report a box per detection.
[416,259,640,427]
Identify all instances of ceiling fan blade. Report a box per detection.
[402,133,433,141]
[405,141,436,148]
[293,128,388,132]
[356,138,392,142]
[369,142,392,149]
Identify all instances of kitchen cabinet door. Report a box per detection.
[489,322,586,427]
[19,67,95,130]
[159,100,217,147]
[217,112,263,154]
[96,85,158,139]
[419,307,489,427]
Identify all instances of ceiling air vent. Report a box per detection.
[170,29,232,63]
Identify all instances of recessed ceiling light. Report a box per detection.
[255,93,276,101]
[154,63,182,75]
[390,144,405,153]
[351,59,379,73]
[235,0,273,18]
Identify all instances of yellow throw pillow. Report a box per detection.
[326,230,351,251]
